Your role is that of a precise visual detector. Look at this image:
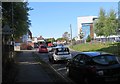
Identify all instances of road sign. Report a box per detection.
[2,25,14,34]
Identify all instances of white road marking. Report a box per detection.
[18,61,41,64]
[57,67,66,71]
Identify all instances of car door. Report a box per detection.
[78,54,90,76]
[70,54,81,77]
[73,54,89,77]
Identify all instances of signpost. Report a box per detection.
[2,25,14,35]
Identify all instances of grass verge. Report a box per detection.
[70,42,120,55]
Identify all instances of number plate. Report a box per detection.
[105,78,118,82]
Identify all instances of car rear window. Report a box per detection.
[41,46,47,48]
[92,55,120,65]
[55,48,70,55]
[57,48,69,52]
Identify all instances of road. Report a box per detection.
[14,50,77,84]
[33,49,80,84]
[35,51,79,78]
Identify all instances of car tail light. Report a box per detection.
[96,70,104,76]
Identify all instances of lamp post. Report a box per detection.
[11,2,15,53]
[70,24,72,45]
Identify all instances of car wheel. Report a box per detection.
[66,67,69,76]
[83,77,92,84]
[49,57,51,62]
[51,57,55,64]
[83,77,89,84]
[66,67,72,78]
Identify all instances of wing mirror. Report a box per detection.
[55,52,58,55]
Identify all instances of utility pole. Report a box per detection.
[0,2,2,84]
[70,24,72,45]
[11,2,14,48]
[11,2,14,40]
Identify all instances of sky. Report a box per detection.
[28,2,118,39]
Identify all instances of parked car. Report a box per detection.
[47,46,53,52]
[66,51,120,84]
[38,45,48,53]
[49,46,72,63]
[57,43,64,47]
[115,39,120,42]
[34,43,39,48]
[27,45,33,50]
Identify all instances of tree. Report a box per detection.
[94,8,118,38]
[2,2,32,39]
[104,9,118,37]
[45,38,55,43]
[79,32,84,39]
[118,1,120,28]
[56,38,66,41]
[62,32,70,42]
[86,35,91,42]
[2,2,33,81]
[94,8,106,36]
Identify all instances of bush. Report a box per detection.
[86,35,92,42]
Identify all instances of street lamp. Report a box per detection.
[70,24,72,45]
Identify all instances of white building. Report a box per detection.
[77,16,98,40]
[32,37,38,43]
[77,16,120,42]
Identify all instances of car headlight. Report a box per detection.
[97,70,104,76]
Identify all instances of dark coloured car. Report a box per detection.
[66,52,120,84]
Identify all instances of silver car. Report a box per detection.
[49,46,72,63]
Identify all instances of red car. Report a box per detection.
[38,45,48,53]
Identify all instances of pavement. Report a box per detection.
[13,51,71,84]
[15,51,52,83]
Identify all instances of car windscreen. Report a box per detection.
[92,55,120,65]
